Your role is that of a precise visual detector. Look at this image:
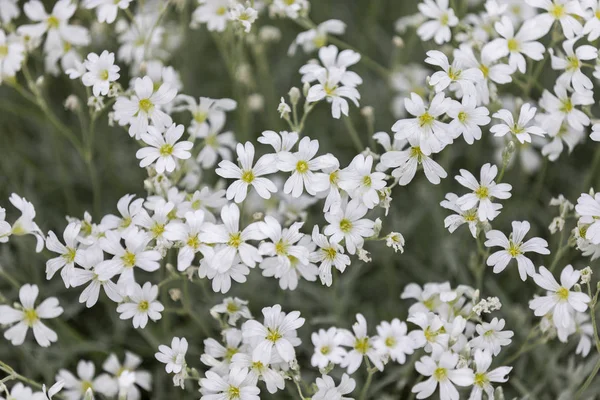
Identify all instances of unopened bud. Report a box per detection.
[392,36,404,48]
[502,141,516,166]
[288,87,301,105]
[303,81,311,97]
[169,288,182,302]
[64,95,80,111]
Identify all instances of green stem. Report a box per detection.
[0,360,44,391]
[583,146,600,191]
[359,358,376,400]
[343,116,364,153]
[576,358,600,399]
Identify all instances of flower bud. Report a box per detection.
[303,81,311,97]
[392,36,404,48]
[288,87,301,105]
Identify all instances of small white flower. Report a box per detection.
[440,193,478,238]
[470,317,514,356]
[324,199,375,255]
[485,220,550,281]
[81,50,120,97]
[0,284,63,347]
[550,37,597,93]
[136,124,193,174]
[455,163,512,222]
[411,350,474,400]
[117,282,164,329]
[200,368,260,400]
[311,327,347,369]
[288,19,346,55]
[155,337,188,374]
[310,225,350,286]
[385,232,406,253]
[425,50,484,98]
[229,4,258,33]
[0,30,25,82]
[417,0,459,44]
[373,319,416,364]
[338,154,387,209]
[83,0,131,24]
[216,142,278,203]
[102,352,151,400]
[241,304,305,364]
[164,210,211,271]
[530,265,591,329]
[468,349,512,400]
[575,192,600,244]
[56,360,117,399]
[490,103,546,144]
[525,0,585,39]
[380,139,448,186]
[312,374,356,400]
[114,76,177,139]
[339,314,384,374]
[192,0,231,32]
[447,95,490,144]
[210,297,252,326]
[45,222,83,287]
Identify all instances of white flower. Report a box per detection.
[583,0,600,40]
[373,319,416,364]
[490,103,546,144]
[241,304,304,364]
[200,368,260,400]
[114,76,177,139]
[117,282,164,329]
[455,163,512,222]
[417,0,459,44]
[311,327,347,369]
[468,349,512,400]
[0,383,36,400]
[310,225,351,286]
[155,337,188,374]
[425,50,484,98]
[0,284,63,347]
[101,194,144,235]
[591,123,600,142]
[0,0,19,24]
[575,192,600,244]
[526,0,585,39]
[199,203,265,271]
[83,0,131,24]
[258,216,309,268]
[56,360,117,399]
[81,51,120,97]
[229,4,258,33]
[306,68,361,119]
[486,16,545,73]
[470,317,514,356]
[102,352,151,400]
[277,136,336,197]
[270,0,309,19]
[96,229,161,285]
[288,19,346,55]
[0,30,25,82]
[412,350,474,400]
[300,45,362,86]
[485,221,550,280]
[312,374,356,400]
[230,352,285,394]
[137,124,193,173]
[194,113,237,169]
[380,139,448,186]
[45,222,83,287]
[550,38,597,93]
[541,122,584,161]
[530,265,591,329]
[8,193,45,252]
[216,142,278,203]
[539,83,593,135]
[392,92,452,155]
[69,248,123,308]
[324,200,375,255]
[258,130,299,153]
[210,297,252,326]
[339,314,384,374]
[201,328,243,375]
[164,210,211,271]
[385,232,405,253]
[37,381,65,400]
[408,312,450,352]
[338,154,387,209]
[19,0,90,50]
[192,0,231,32]
[440,193,478,237]
[447,95,490,144]
[200,254,251,294]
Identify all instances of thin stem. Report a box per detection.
[576,358,600,399]
[294,378,308,400]
[343,116,364,153]
[583,146,600,191]
[359,357,376,400]
[0,360,44,391]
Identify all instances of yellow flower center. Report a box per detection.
[226,302,239,313]
[225,347,238,361]
[23,308,38,327]
[275,240,287,255]
[205,134,218,147]
[324,82,337,96]
[479,64,489,78]
[339,218,353,233]
[447,67,461,80]
[296,160,309,174]
[194,111,208,123]
[362,175,372,187]
[434,367,447,381]
[138,301,149,311]
[324,247,337,260]
[458,111,468,123]
[227,386,241,399]
[440,13,449,26]
[159,144,174,156]
[474,372,488,386]
[475,186,489,199]
[266,328,283,342]
[47,16,60,29]
[320,346,330,355]
[409,146,424,163]
[507,241,521,257]
[138,98,153,113]
[464,209,478,222]
[557,287,570,300]
[385,336,397,347]
[566,56,580,71]
[81,380,93,392]
[354,337,370,354]
[549,3,565,19]
[241,170,255,183]
[418,112,434,127]
[63,247,77,263]
[151,223,165,237]
[251,361,264,370]
[100,70,109,80]
[313,35,327,48]
[187,236,200,249]
[0,45,8,57]
[560,98,573,113]
[227,232,242,248]
[122,251,136,268]
[507,38,520,52]
[329,170,339,185]
[120,217,132,229]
